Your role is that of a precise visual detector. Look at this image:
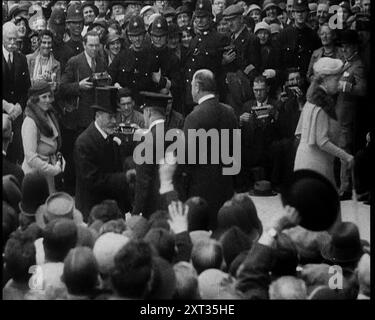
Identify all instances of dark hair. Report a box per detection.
[148,210,170,231]
[194,70,217,93]
[4,230,36,282]
[62,247,99,296]
[144,228,176,263]
[38,29,54,41]
[110,240,153,299]
[253,75,269,86]
[117,87,135,102]
[89,199,122,225]
[83,30,100,43]
[191,239,223,274]
[99,219,127,235]
[43,219,78,262]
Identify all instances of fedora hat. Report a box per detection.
[249,180,277,197]
[321,222,364,264]
[281,170,339,231]
[35,192,84,229]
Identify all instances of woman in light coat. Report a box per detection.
[21,80,64,193]
[294,57,354,188]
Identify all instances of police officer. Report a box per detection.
[183,0,229,115]
[64,3,84,59]
[149,15,183,114]
[277,0,321,78]
[108,15,160,103]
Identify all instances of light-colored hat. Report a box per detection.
[254,21,271,34]
[93,232,129,275]
[140,5,155,17]
[313,57,343,76]
[270,23,282,34]
[247,4,261,13]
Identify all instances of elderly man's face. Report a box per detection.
[83,6,96,25]
[317,3,329,24]
[3,26,18,53]
[97,111,117,135]
[227,16,243,34]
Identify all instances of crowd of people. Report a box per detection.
[2,0,372,300]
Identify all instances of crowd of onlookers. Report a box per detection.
[2,0,372,300]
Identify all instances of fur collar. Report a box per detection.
[306,83,337,120]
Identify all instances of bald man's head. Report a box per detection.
[3,22,19,53]
[269,276,307,299]
[191,239,223,274]
[191,69,217,103]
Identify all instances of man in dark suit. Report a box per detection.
[2,22,31,164]
[132,92,174,219]
[183,69,238,230]
[59,30,107,195]
[74,94,131,220]
[2,114,24,185]
[239,76,278,189]
[222,3,262,116]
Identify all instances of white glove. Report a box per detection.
[263,69,276,79]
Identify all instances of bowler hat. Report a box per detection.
[150,15,168,36]
[321,222,364,264]
[127,15,146,36]
[3,175,22,212]
[66,3,83,23]
[139,91,172,110]
[293,0,309,11]
[35,192,84,229]
[223,3,244,20]
[195,0,212,18]
[281,170,339,231]
[81,1,99,17]
[249,180,277,197]
[19,172,49,215]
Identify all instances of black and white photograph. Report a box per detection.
[1,0,371,304]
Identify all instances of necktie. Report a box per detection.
[7,52,12,70]
[91,58,96,73]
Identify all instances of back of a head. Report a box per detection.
[173,262,200,299]
[89,200,122,224]
[93,232,129,276]
[62,247,99,296]
[193,69,216,93]
[110,240,153,299]
[192,239,223,274]
[43,219,78,263]
[4,230,36,283]
[269,276,307,300]
[99,219,126,236]
[144,228,176,263]
[76,225,97,249]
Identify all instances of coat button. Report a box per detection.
[198,38,202,42]
[188,69,191,72]
[192,58,195,62]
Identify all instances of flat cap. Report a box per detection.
[223,3,244,20]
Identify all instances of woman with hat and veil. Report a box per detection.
[294,57,354,188]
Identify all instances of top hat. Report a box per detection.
[139,91,172,110]
[321,222,364,264]
[35,192,84,229]
[281,170,339,231]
